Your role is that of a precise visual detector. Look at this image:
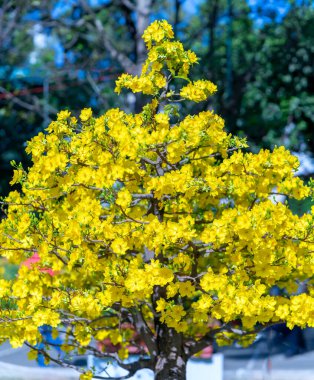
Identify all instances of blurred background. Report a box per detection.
[1,1,314,378]
[1,0,314,196]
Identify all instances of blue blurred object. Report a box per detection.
[36,325,63,367]
[267,323,306,357]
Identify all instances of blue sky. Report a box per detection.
[182,0,291,20]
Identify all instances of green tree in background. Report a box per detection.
[186,0,314,155]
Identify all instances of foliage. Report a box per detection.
[185,0,314,154]
[243,2,314,153]
[0,20,314,379]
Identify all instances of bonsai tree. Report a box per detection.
[0,20,314,380]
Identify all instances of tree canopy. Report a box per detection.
[0,19,314,380]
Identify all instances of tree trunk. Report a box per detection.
[154,322,187,380]
[151,266,188,380]
[135,0,152,71]
[155,353,187,380]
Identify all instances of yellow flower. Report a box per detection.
[155,113,169,126]
[80,107,93,122]
[142,20,174,49]
[180,80,217,102]
[57,110,71,121]
[10,169,24,185]
[80,371,93,380]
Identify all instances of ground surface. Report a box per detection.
[0,328,313,379]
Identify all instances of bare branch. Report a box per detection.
[86,71,109,107]
[119,0,137,12]
[117,205,149,224]
[131,193,153,199]
[132,308,157,358]
[0,86,57,118]
[79,0,137,74]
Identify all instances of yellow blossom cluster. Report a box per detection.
[142,20,174,49]
[115,20,212,100]
[0,19,313,377]
[180,80,218,102]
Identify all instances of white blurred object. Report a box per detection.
[293,152,314,176]
[187,354,223,380]
[91,354,224,380]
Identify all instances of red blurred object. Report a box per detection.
[96,323,148,355]
[22,252,55,276]
[197,345,213,359]
[96,323,213,359]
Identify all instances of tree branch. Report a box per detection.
[132,307,157,358]
[79,0,137,74]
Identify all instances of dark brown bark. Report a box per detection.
[154,323,187,380]
[174,0,183,38]
[207,0,219,75]
[152,286,188,380]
